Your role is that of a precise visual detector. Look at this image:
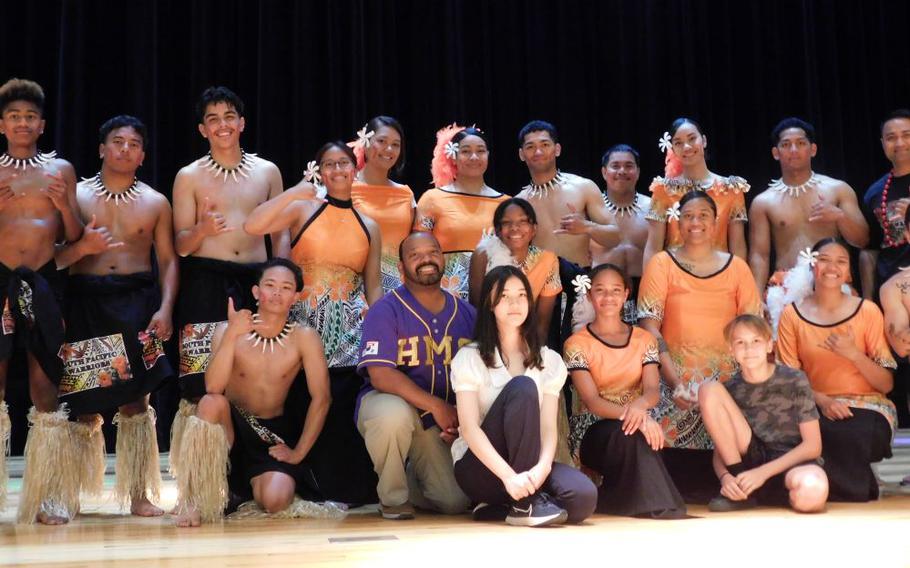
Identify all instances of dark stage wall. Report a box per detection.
[1,0,910,451]
[2,0,910,200]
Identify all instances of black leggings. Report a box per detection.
[454,376,597,523]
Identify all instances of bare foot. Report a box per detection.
[131,495,164,517]
[36,511,69,525]
[174,505,201,528]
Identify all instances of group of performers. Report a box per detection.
[0,75,907,528]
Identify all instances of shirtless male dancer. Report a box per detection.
[55,115,176,517]
[170,86,288,474]
[749,117,868,295]
[590,144,651,323]
[174,259,330,526]
[0,78,83,524]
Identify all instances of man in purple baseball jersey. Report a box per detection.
[357,232,476,520]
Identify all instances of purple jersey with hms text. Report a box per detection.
[357,285,476,429]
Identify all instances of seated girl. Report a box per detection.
[450,266,596,527]
[777,238,897,501]
[564,263,686,518]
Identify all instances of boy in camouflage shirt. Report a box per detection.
[698,315,829,512]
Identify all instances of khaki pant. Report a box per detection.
[357,391,469,513]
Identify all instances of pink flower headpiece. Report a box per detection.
[430,123,466,188]
[658,131,683,178]
[346,124,374,171]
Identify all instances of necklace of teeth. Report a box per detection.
[201,150,257,183]
[768,172,819,197]
[247,315,295,353]
[0,150,56,170]
[523,170,565,199]
[603,193,641,218]
[83,172,142,205]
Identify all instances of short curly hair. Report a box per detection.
[0,78,45,115]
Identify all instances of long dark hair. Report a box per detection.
[474,266,543,370]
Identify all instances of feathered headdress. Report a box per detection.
[765,248,817,339]
[477,229,517,272]
[658,131,683,178]
[431,122,466,188]
[346,124,374,171]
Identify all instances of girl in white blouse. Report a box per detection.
[451,265,596,527]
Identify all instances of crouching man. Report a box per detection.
[174,258,330,526]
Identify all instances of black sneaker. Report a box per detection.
[506,493,568,527]
[707,494,757,512]
[472,502,509,522]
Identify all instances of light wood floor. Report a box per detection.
[2,433,910,568]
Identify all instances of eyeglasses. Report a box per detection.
[319,159,354,171]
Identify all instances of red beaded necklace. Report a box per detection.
[879,172,900,247]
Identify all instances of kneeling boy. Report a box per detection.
[174,259,330,526]
[699,315,828,513]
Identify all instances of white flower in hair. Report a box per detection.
[798,247,819,267]
[356,125,375,148]
[658,131,672,154]
[666,202,681,222]
[304,160,321,184]
[572,274,592,296]
[444,141,459,160]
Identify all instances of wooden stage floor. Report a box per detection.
[2,433,910,568]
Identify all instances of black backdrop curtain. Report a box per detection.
[3,0,910,198]
[2,0,910,453]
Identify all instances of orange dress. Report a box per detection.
[777,300,898,431]
[521,246,562,300]
[351,182,415,293]
[290,197,370,367]
[646,176,749,251]
[637,251,761,448]
[563,325,660,463]
[478,234,562,300]
[415,186,508,299]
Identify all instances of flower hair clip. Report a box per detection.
[355,125,375,148]
[666,202,681,222]
[572,274,592,296]
[444,141,459,160]
[798,247,819,267]
[304,160,321,184]
[658,132,672,154]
